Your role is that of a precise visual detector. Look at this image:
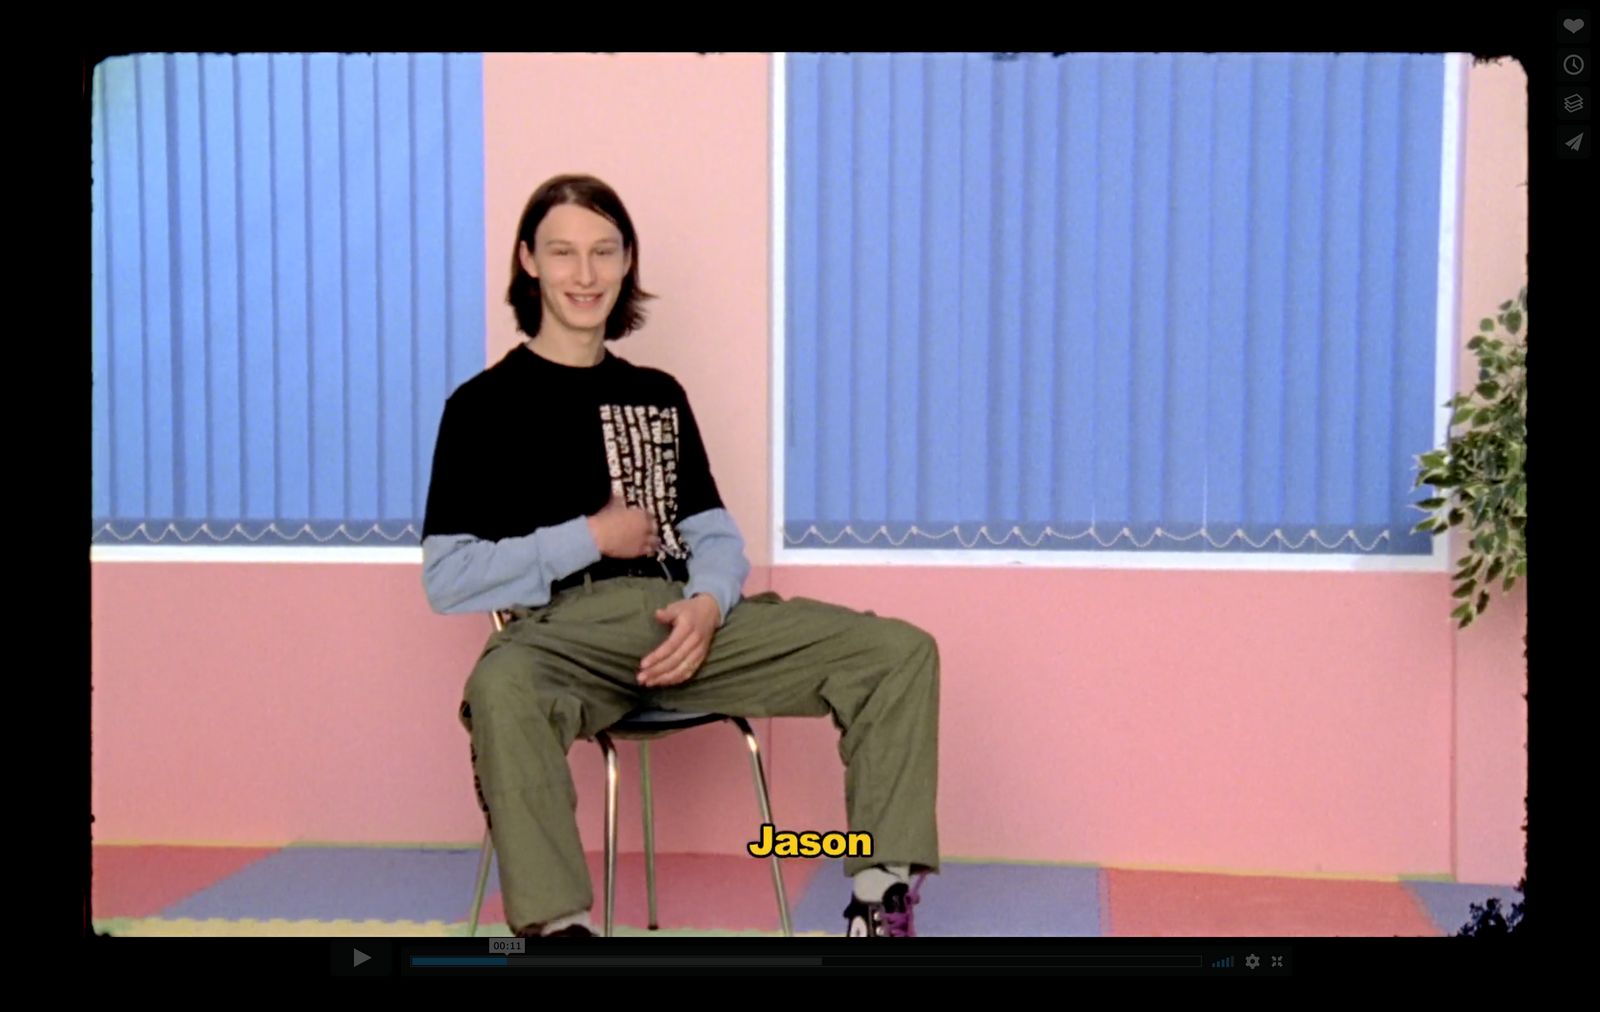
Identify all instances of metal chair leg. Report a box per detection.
[467,827,494,937]
[640,740,659,930]
[731,717,792,937]
[599,731,619,938]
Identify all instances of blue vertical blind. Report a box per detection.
[783,52,1447,554]
[91,53,485,545]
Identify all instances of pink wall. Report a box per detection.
[88,561,772,852]
[90,55,1527,886]
[765,568,1456,877]
[482,53,773,570]
[1451,57,1528,885]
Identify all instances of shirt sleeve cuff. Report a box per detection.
[542,514,603,578]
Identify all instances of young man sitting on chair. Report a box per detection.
[421,174,941,938]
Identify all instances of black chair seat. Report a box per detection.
[608,709,725,735]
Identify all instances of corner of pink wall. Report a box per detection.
[1450,57,1528,886]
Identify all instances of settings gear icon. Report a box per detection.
[1245,954,1261,969]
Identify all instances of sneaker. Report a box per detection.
[514,923,595,938]
[842,874,927,937]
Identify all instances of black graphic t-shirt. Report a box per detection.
[421,344,725,558]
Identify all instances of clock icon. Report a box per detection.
[1565,54,1586,76]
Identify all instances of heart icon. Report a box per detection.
[1564,17,1584,32]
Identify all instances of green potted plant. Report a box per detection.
[1411,286,1527,935]
[1412,287,1527,627]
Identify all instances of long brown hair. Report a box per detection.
[506,174,655,341]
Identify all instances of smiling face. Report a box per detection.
[519,202,633,343]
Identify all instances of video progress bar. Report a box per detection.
[410,954,1208,969]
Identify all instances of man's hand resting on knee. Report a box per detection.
[637,593,721,687]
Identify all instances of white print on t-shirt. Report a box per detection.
[599,403,686,560]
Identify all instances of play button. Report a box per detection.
[332,940,390,975]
